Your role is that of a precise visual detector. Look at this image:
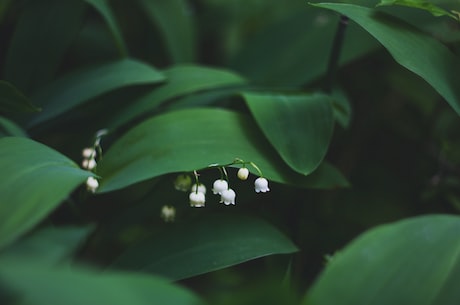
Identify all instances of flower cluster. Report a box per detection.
[81,129,108,193]
[175,159,270,208]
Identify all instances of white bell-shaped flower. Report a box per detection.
[191,183,206,195]
[161,205,176,222]
[220,188,236,205]
[212,179,228,195]
[189,191,205,207]
[86,176,99,193]
[254,177,270,193]
[82,147,96,158]
[82,158,97,170]
[237,168,249,180]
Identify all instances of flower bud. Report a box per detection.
[237,168,249,180]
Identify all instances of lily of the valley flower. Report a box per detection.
[254,177,270,193]
[82,158,97,170]
[237,167,249,180]
[189,191,205,207]
[82,147,96,158]
[86,176,99,193]
[212,179,228,195]
[220,188,236,205]
[174,174,192,191]
[161,205,176,222]
[191,183,207,195]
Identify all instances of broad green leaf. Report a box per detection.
[0,116,27,138]
[27,59,165,127]
[230,10,380,87]
[377,0,458,19]
[303,214,460,305]
[97,108,348,193]
[0,81,40,113]
[243,92,334,175]
[84,0,128,56]
[0,258,202,305]
[3,0,86,93]
[1,226,93,264]
[312,3,460,117]
[112,214,298,280]
[330,87,352,128]
[0,137,91,249]
[138,0,196,63]
[107,65,247,129]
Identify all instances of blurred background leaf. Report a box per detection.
[0,137,91,249]
[303,214,460,305]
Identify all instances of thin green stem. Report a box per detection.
[324,15,349,93]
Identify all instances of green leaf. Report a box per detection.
[0,137,92,249]
[3,0,86,93]
[0,258,202,305]
[0,116,28,138]
[97,108,348,193]
[303,214,460,305]
[0,81,40,113]
[138,0,196,63]
[27,59,165,127]
[112,214,298,280]
[1,226,93,264]
[243,92,334,175]
[377,0,458,19]
[84,0,128,56]
[312,3,460,117]
[107,65,247,129]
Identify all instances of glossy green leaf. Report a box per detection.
[0,137,91,249]
[313,3,460,117]
[98,108,348,193]
[0,81,40,113]
[3,0,86,93]
[107,65,247,129]
[1,226,93,264]
[27,59,165,127]
[303,214,460,305]
[138,0,196,63]
[0,116,27,138]
[377,0,458,19]
[0,258,202,305]
[243,92,334,175]
[112,214,298,280]
[84,0,128,56]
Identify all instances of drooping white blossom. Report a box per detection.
[212,179,228,195]
[220,189,236,205]
[237,167,249,180]
[189,191,206,207]
[254,177,270,193]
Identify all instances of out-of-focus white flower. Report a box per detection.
[86,176,99,193]
[220,189,236,205]
[82,158,97,170]
[82,147,96,158]
[174,174,192,192]
[237,168,249,180]
[161,205,176,222]
[254,177,270,193]
[191,183,206,195]
[189,191,205,207]
[212,179,228,195]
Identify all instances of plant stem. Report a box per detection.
[324,15,349,93]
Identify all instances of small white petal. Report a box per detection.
[82,147,96,158]
[254,177,270,193]
[189,192,206,207]
[86,176,99,193]
[161,205,176,222]
[212,179,228,195]
[237,168,249,180]
[220,189,236,205]
[191,183,206,195]
[82,158,97,170]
